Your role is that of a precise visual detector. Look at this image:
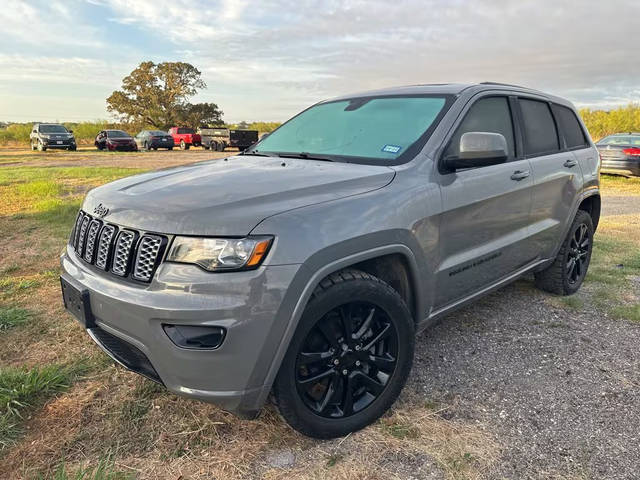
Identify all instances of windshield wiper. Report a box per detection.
[241,150,279,157]
[276,152,334,162]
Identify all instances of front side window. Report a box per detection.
[552,104,588,149]
[253,95,450,164]
[519,99,560,156]
[444,96,515,159]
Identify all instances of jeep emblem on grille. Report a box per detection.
[93,203,110,218]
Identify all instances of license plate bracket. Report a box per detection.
[60,277,95,328]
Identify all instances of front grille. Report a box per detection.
[89,327,163,384]
[70,210,166,283]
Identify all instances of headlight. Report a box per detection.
[166,236,273,271]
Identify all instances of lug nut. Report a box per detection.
[355,345,361,351]
[333,359,340,365]
[355,361,361,367]
[342,369,348,375]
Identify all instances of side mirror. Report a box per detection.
[32,130,37,133]
[444,132,508,171]
[68,129,73,133]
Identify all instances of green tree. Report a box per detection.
[106,61,223,130]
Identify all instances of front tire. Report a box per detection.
[534,209,594,295]
[273,269,414,439]
[37,141,46,152]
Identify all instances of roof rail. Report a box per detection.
[479,81,538,90]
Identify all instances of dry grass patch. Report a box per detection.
[600,174,640,196]
[2,370,497,480]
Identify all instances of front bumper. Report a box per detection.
[43,139,76,148]
[61,245,300,417]
[107,143,137,151]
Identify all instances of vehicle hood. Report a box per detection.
[84,155,395,235]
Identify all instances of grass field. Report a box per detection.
[0,147,638,479]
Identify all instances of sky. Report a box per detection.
[1,0,640,124]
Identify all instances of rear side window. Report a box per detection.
[177,128,194,134]
[519,99,559,156]
[552,104,588,149]
[444,96,515,159]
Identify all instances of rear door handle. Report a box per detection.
[510,170,530,181]
[563,159,577,168]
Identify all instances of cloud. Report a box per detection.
[3,0,640,121]
[0,0,103,48]
[96,0,640,118]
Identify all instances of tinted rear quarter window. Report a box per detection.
[444,96,515,159]
[552,104,588,149]
[519,99,559,156]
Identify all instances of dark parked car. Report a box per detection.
[135,130,175,151]
[596,133,640,177]
[30,123,76,151]
[95,130,138,151]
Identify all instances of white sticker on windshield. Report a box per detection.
[381,144,402,154]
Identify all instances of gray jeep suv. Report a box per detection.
[60,82,601,438]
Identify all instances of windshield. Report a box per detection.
[597,135,640,146]
[251,95,450,164]
[107,130,130,138]
[39,124,68,134]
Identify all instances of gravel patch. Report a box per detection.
[406,277,640,479]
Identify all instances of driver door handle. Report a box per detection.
[510,170,530,181]
[563,159,577,168]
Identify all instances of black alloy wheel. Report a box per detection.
[295,301,398,418]
[567,223,589,285]
[273,269,414,439]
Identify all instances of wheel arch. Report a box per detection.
[577,193,601,232]
[247,244,424,414]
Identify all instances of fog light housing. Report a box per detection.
[162,324,226,350]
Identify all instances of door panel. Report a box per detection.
[435,158,535,308]
[528,151,583,258]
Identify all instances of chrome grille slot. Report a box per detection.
[133,235,163,282]
[71,211,84,248]
[112,230,136,276]
[95,224,117,269]
[83,220,102,263]
[76,215,91,256]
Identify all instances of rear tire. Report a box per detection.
[180,140,188,150]
[273,269,414,439]
[534,210,593,295]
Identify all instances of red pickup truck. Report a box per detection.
[168,127,201,150]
